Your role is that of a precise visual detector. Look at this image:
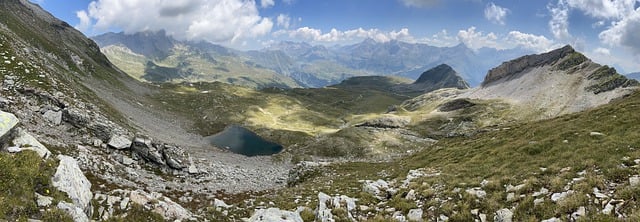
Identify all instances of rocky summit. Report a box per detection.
[2,0,640,221]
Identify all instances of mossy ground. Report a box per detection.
[0,151,71,221]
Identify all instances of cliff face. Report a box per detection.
[482,45,575,86]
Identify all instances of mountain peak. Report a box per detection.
[482,45,576,86]
[414,64,470,89]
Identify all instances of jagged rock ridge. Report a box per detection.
[482,45,575,86]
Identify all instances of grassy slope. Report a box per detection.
[102,43,301,88]
[256,90,640,221]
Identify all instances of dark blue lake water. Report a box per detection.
[205,125,283,156]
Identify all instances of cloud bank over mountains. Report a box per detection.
[74,0,640,73]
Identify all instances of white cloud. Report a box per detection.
[279,27,416,43]
[276,14,291,29]
[594,47,611,55]
[399,0,440,8]
[484,2,510,25]
[548,0,572,40]
[74,10,92,32]
[457,27,503,50]
[455,27,558,52]
[599,8,640,54]
[506,31,558,52]
[419,29,458,47]
[565,0,636,19]
[81,0,273,44]
[260,0,274,8]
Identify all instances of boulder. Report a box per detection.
[108,135,132,150]
[43,110,62,125]
[12,129,51,159]
[248,208,303,222]
[494,208,513,222]
[62,108,89,128]
[57,201,89,222]
[129,190,193,221]
[161,144,189,169]
[363,179,391,199]
[407,209,424,222]
[52,155,93,217]
[36,193,53,207]
[131,138,165,165]
[214,198,231,210]
[0,110,18,147]
[317,192,333,222]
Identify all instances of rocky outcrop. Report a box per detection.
[355,115,410,128]
[438,98,476,112]
[0,110,19,147]
[52,155,93,217]
[414,64,470,89]
[12,128,52,158]
[482,45,575,86]
[248,208,303,222]
[128,189,193,221]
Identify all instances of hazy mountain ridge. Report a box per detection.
[94,32,534,88]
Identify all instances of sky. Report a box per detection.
[30,0,640,74]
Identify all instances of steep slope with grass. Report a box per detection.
[94,31,301,88]
[256,90,640,222]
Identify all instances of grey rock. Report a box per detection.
[630,175,640,187]
[590,132,605,136]
[494,208,513,222]
[108,135,132,150]
[466,188,486,199]
[12,129,51,159]
[62,108,89,128]
[129,190,193,221]
[7,146,21,153]
[131,138,165,165]
[405,189,416,200]
[248,208,303,222]
[317,192,333,222]
[392,211,407,222]
[363,179,390,199]
[532,187,549,197]
[214,198,231,209]
[52,155,93,217]
[571,206,586,220]
[483,45,575,86]
[43,110,62,125]
[551,191,573,202]
[161,144,188,169]
[506,193,516,202]
[407,208,423,222]
[57,201,89,222]
[541,218,561,222]
[0,111,18,147]
[90,123,114,142]
[36,193,53,207]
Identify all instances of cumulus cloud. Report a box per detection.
[399,0,440,8]
[594,47,611,55]
[260,0,275,8]
[278,27,415,43]
[457,27,503,50]
[455,27,558,52]
[276,14,291,29]
[75,10,91,32]
[80,0,273,44]
[548,0,571,40]
[599,8,640,54]
[565,0,636,19]
[419,29,458,47]
[506,31,558,52]
[484,2,510,25]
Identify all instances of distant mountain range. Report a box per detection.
[627,72,640,81]
[92,31,533,88]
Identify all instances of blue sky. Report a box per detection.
[31,0,640,73]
